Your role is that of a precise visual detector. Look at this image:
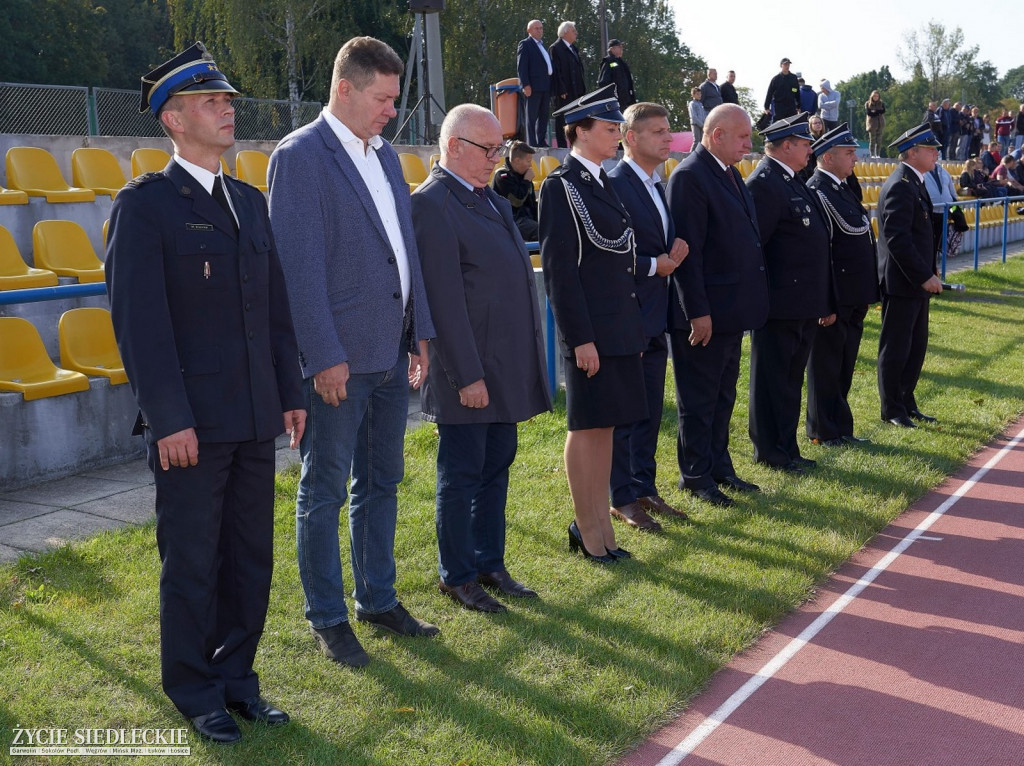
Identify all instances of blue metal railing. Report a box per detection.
[935,194,1024,279]
[0,282,106,306]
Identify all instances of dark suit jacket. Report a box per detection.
[720,81,738,105]
[106,160,303,443]
[699,79,723,111]
[608,159,674,338]
[539,155,645,357]
[517,36,551,93]
[550,39,585,104]
[808,169,881,307]
[665,145,768,334]
[597,55,635,107]
[877,164,936,298]
[745,157,833,320]
[411,167,551,424]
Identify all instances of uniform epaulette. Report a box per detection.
[755,162,773,180]
[547,165,568,179]
[230,177,260,192]
[126,172,164,188]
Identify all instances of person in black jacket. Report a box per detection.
[805,124,881,447]
[598,40,635,108]
[549,21,586,148]
[720,70,739,105]
[492,140,539,240]
[745,113,834,473]
[876,124,944,428]
[763,57,800,119]
[106,43,305,744]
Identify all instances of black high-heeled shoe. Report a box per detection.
[606,546,632,559]
[568,522,616,564]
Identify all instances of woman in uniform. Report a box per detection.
[539,85,647,564]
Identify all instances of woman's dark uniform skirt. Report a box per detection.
[564,353,647,431]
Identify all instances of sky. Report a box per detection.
[666,0,1020,108]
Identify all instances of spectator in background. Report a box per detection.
[700,68,723,112]
[923,161,964,259]
[959,157,1007,198]
[517,20,553,147]
[550,21,586,149]
[923,101,943,149]
[1014,104,1024,152]
[957,104,974,160]
[969,107,983,158]
[598,39,636,108]
[991,155,1024,194]
[981,115,992,146]
[817,80,840,130]
[796,114,827,183]
[764,57,800,119]
[981,141,1001,175]
[492,140,539,241]
[720,70,739,105]
[995,109,1014,155]
[798,77,818,115]
[688,87,706,144]
[865,90,886,158]
[942,101,961,161]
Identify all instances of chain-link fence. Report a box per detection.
[1,82,321,140]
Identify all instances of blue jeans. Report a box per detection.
[295,352,409,628]
[435,422,517,586]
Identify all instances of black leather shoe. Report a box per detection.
[606,546,632,559]
[885,416,917,428]
[190,709,241,744]
[689,486,735,507]
[841,434,871,445]
[777,460,807,474]
[439,580,507,612]
[793,456,817,469]
[356,602,440,637]
[478,570,538,598]
[310,621,370,667]
[228,696,289,726]
[716,475,761,492]
[908,409,937,423]
[812,437,847,447]
[568,521,616,564]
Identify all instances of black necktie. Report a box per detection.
[599,169,611,188]
[473,186,488,200]
[726,165,740,193]
[212,176,238,233]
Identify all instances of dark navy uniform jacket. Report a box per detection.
[877,164,936,298]
[808,169,880,308]
[746,157,833,319]
[106,160,303,444]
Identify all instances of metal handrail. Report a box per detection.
[0,282,106,306]
[934,194,1024,279]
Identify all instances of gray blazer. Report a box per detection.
[268,113,434,377]
[412,166,551,425]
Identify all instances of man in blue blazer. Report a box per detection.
[607,102,689,531]
[268,36,438,668]
[517,19,553,147]
[666,104,769,508]
[106,43,305,743]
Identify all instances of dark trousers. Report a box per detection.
[150,438,275,717]
[806,303,869,440]
[525,90,550,147]
[610,333,668,507]
[748,318,818,466]
[669,329,741,491]
[435,422,517,586]
[877,293,931,419]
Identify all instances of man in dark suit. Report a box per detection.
[598,40,636,108]
[666,104,769,507]
[699,69,723,112]
[608,102,689,531]
[517,19,553,147]
[269,36,439,669]
[720,70,739,105]
[550,21,586,149]
[106,43,305,743]
[412,105,551,614]
[877,124,944,428]
[806,124,880,446]
[745,113,835,473]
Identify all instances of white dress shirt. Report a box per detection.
[535,38,553,76]
[624,157,670,276]
[173,153,237,226]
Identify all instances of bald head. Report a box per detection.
[703,104,752,165]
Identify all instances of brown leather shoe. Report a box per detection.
[636,495,688,520]
[478,570,538,598]
[439,580,507,613]
[610,502,662,532]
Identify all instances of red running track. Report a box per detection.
[623,416,1024,766]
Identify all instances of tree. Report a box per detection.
[1001,65,1024,103]
[898,21,979,102]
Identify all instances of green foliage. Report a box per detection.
[1001,65,1024,103]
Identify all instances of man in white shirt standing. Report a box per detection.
[517,19,554,147]
[268,36,439,669]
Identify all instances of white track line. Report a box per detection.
[656,423,1024,766]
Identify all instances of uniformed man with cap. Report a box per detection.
[805,124,881,447]
[105,42,306,743]
[745,112,835,473]
[876,123,944,428]
[598,40,636,108]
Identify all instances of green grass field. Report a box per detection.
[3,257,1023,765]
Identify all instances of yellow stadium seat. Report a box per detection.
[429,153,441,169]
[0,185,29,205]
[71,148,127,199]
[102,219,109,248]
[131,147,171,177]
[58,307,128,385]
[235,150,269,191]
[663,157,679,179]
[529,253,541,268]
[0,317,90,400]
[871,217,879,238]
[0,226,58,290]
[32,220,105,283]
[539,154,560,180]
[399,153,428,192]
[5,147,96,203]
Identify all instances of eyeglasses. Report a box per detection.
[457,137,506,161]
